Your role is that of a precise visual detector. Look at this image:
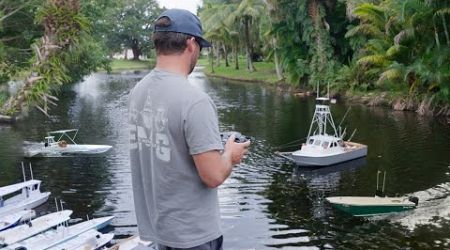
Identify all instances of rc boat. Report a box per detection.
[24,129,112,157]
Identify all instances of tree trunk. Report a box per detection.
[209,47,215,73]
[441,14,450,45]
[243,17,255,72]
[223,43,229,67]
[272,37,283,80]
[215,42,221,67]
[309,0,326,81]
[131,38,140,60]
[234,45,239,70]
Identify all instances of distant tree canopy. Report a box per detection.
[0,0,449,116]
[0,0,163,116]
[199,0,450,104]
[90,0,163,60]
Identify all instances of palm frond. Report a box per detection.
[345,24,384,38]
[353,3,386,27]
[357,55,390,67]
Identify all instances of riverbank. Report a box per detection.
[198,58,281,84]
[110,59,154,72]
[198,58,450,118]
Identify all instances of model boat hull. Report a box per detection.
[6,216,114,249]
[291,142,367,166]
[326,196,416,217]
[107,235,153,250]
[25,144,112,157]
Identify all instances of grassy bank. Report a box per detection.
[110,59,155,72]
[198,58,280,84]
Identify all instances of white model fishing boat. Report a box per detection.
[0,210,35,232]
[278,86,367,166]
[326,171,419,216]
[24,129,112,157]
[107,235,153,250]
[0,210,72,246]
[6,215,114,249]
[0,179,51,217]
[47,229,114,250]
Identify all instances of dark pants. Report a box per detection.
[157,236,223,250]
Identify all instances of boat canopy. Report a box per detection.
[48,129,78,134]
[48,129,78,144]
[0,180,41,197]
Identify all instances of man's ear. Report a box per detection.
[186,37,196,53]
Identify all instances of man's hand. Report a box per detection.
[224,133,251,165]
[193,133,251,188]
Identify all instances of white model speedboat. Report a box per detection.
[48,229,114,250]
[0,210,35,232]
[6,215,114,250]
[288,92,367,166]
[24,129,112,157]
[0,210,72,246]
[0,179,50,217]
[107,235,153,250]
[47,229,114,250]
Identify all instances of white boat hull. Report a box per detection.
[46,229,113,250]
[0,210,72,245]
[291,142,367,166]
[6,215,114,249]
[0,210,36,232]
[25,144,112,157]
[0,192,50,217]
[107,235,153,250]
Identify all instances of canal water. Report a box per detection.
[1,68,450,249]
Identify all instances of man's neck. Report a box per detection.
[155,54,189,77]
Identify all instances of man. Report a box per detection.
[128,9,251,250]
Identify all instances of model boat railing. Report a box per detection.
[48,129,79,145]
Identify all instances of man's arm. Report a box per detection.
[193,134,250,188]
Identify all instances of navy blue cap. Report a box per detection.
[154,9,211,48]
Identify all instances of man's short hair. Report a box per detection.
[153,17,191,55]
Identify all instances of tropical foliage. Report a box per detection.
[1,0,449,117]
[199,0,450,105]
[0,0,163,116]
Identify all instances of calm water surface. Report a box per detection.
[1,68,450,249]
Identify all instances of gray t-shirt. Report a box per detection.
[128,69,224,248]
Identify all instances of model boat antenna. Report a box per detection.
[376,171,387,197]
[21,162,26,182]
[338,107,352,128]
[327,82,330,100]
[348,129,357,142]
[55,198,59,212]
[29,163,34,180]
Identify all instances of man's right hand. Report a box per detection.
[224,133,251,165]
[192,133,251,188]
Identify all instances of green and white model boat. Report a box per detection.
[326,171,419,217]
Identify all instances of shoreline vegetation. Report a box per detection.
[197,58,450,119]
[109,59,154,72]
[1,1,449,123]
[1,58,449,124]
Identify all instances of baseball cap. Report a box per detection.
[154,9,212,48]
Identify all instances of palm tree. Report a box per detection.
[200,2,237,71]
[227,0,266,72]
[264,0,283,80]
